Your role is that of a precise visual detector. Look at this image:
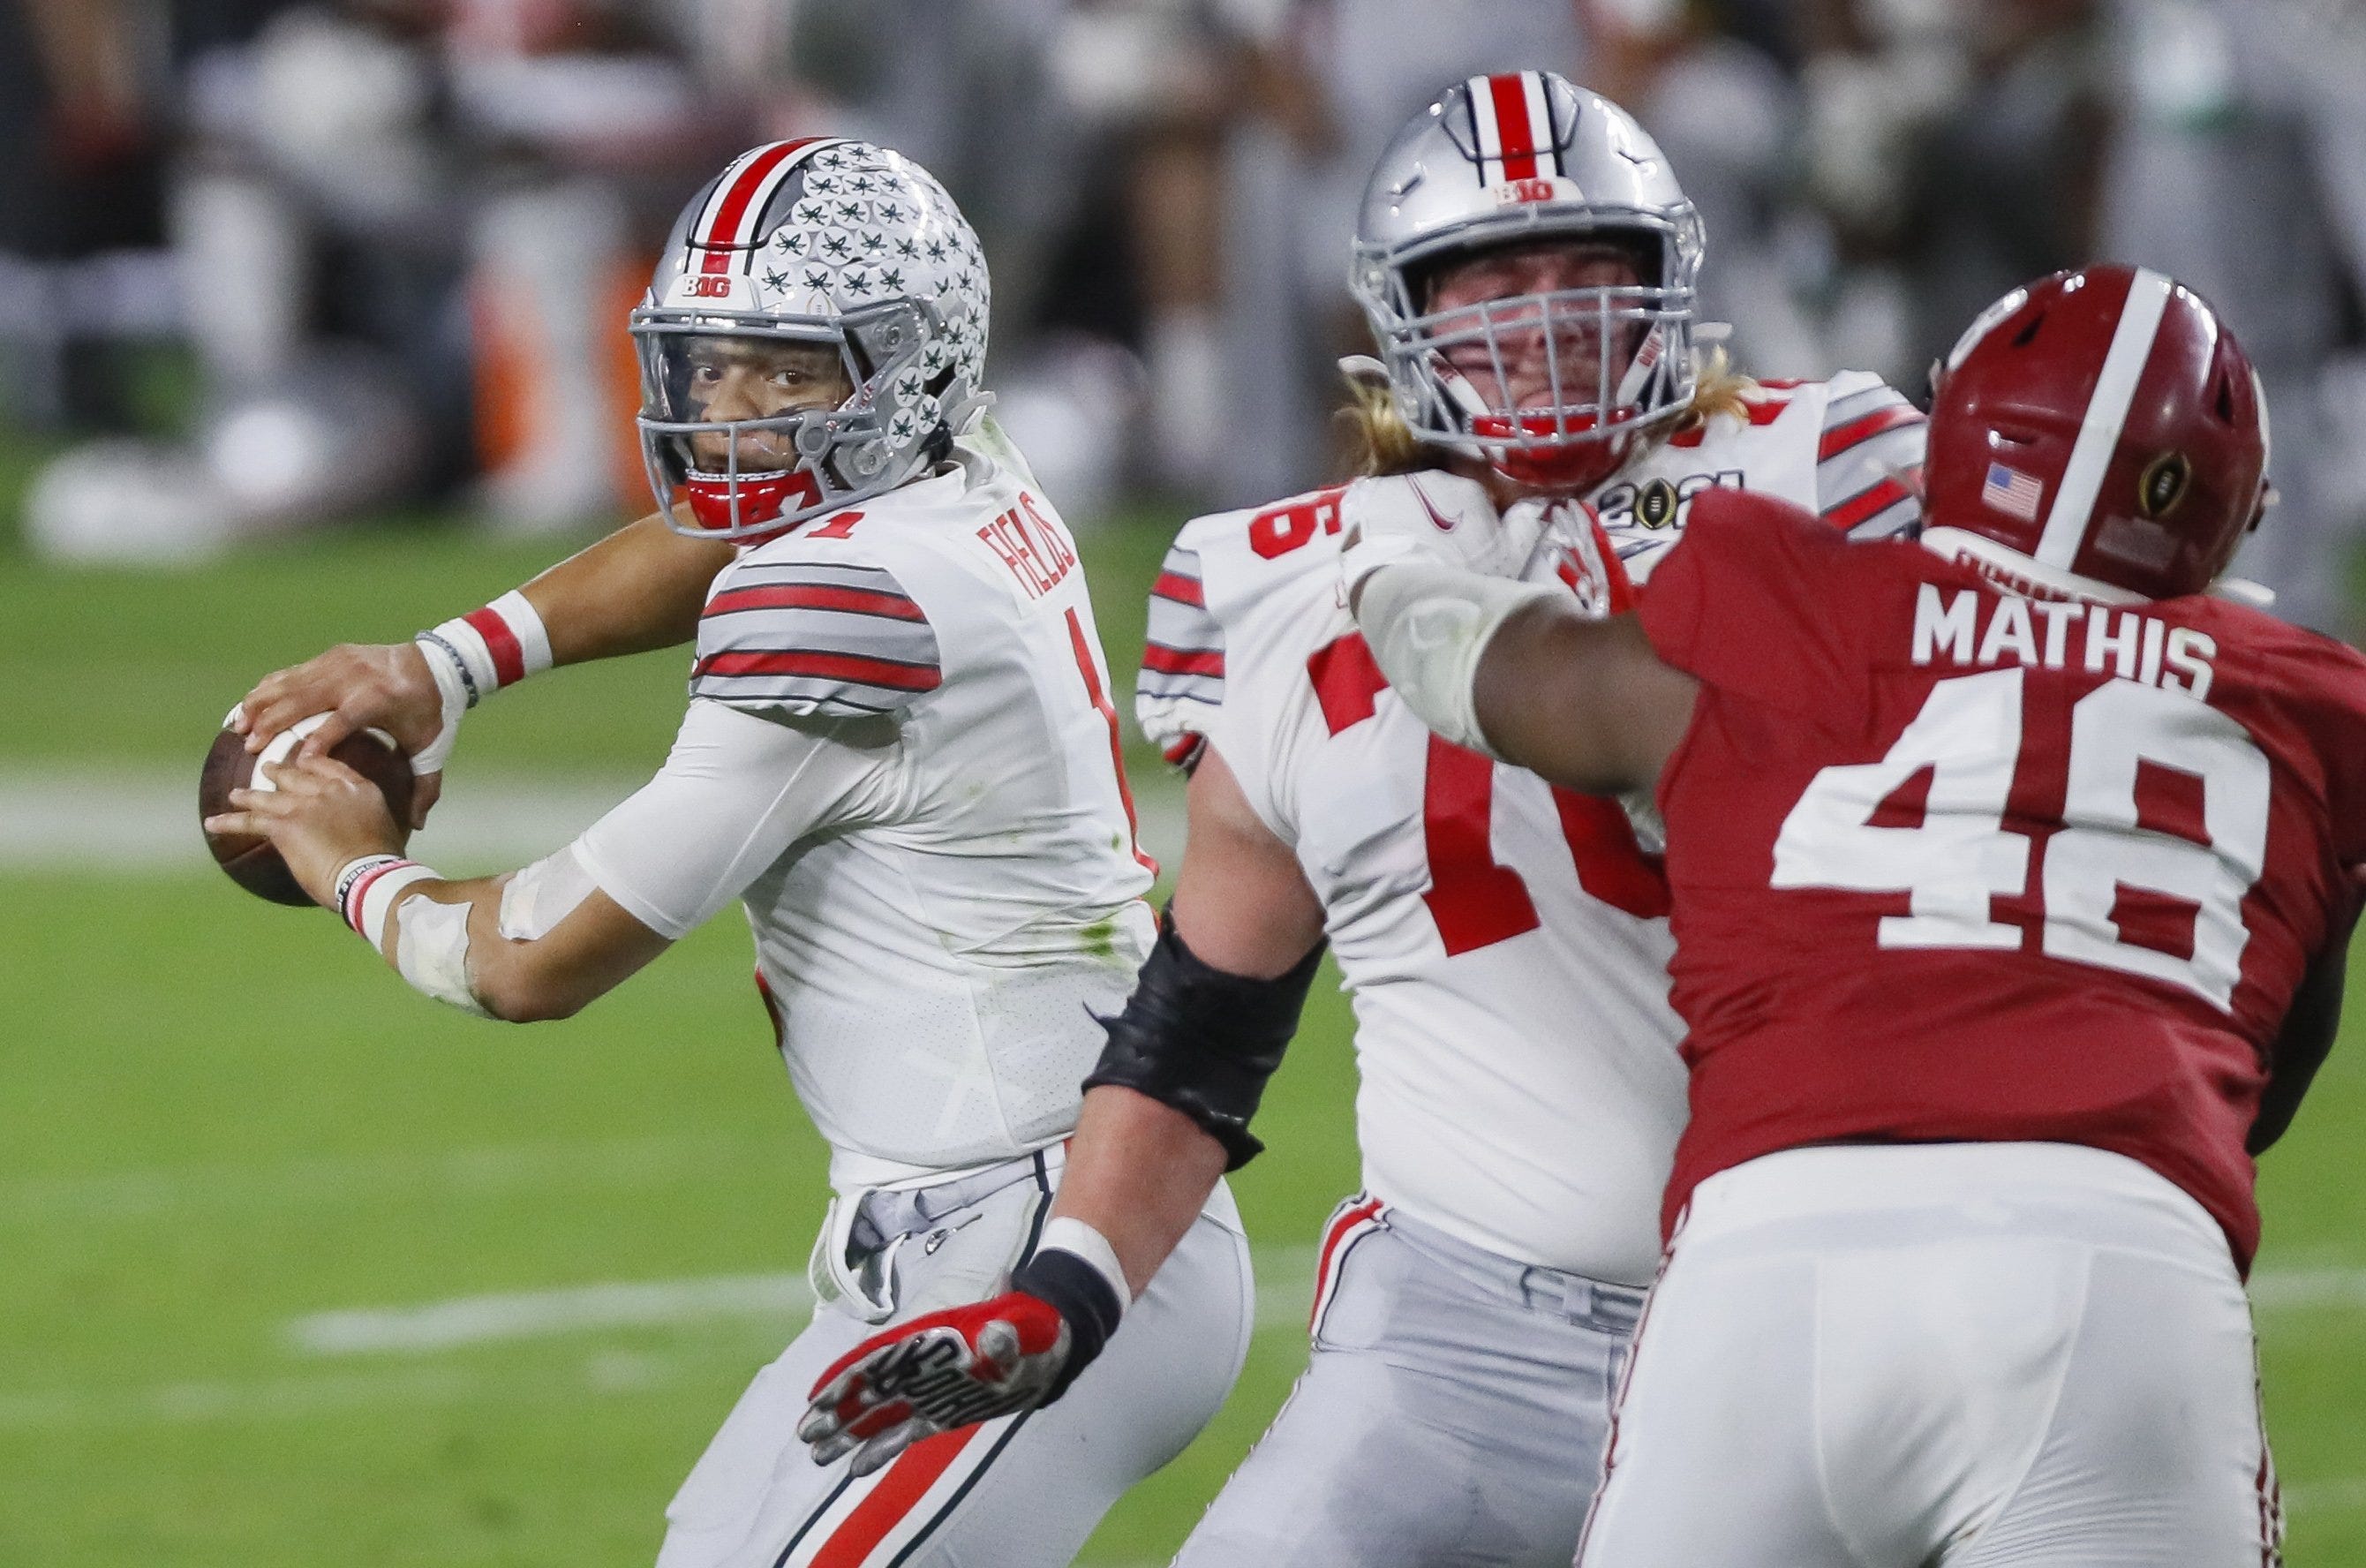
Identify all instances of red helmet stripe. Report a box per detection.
[1488,73,1541,181]
[695,138,824,275]
[2035,267,2173,567]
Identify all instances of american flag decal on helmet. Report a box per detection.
[1466,72,1566,185]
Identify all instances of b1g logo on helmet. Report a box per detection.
[2137,450,2191,519]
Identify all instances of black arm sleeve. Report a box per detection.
[1082,908,1325,1172]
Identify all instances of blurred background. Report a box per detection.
[4,3,2366,1566]
[5,0,2366,628]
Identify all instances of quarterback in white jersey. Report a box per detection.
[792,74,1926,1568]
[218,139,1250,1568]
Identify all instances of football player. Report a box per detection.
[1345,263,2365,1564]
[792,73,1926,1567]
[212,139,1254,1568]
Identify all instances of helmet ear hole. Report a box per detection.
[2212,374,2236,424]
[2009,311,2046,349]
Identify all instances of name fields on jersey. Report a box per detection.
[976,494,1077,599]
[1911,584,2216,700]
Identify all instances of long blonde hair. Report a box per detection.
[1338,348,1758,479]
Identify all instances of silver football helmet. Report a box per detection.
[632,139,991,540]
[1351,73,1704,487]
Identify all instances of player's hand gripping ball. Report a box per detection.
[201,712,414,905]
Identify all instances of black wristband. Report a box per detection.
[1010,1247,1123,1404]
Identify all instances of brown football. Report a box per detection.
[200,722,416,906]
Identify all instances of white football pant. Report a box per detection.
[656,1149,1252,1568]
[1578,1142,2280,1567]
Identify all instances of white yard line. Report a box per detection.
[2248,1266,2366,1311]
[0,767,1188,872]
[0,1248,1320,1432]
[289,1246,1322,1356]
[0,1133,780,1225]
[2287,1476,2366,1516]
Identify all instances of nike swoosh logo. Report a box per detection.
[1407,475,1458,533]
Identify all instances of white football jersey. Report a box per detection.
[1135,373,1925,1283]
[587,438,1157,1192]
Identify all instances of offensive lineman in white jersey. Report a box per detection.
[792,74,1928,1566]
[212,139,1252,1568]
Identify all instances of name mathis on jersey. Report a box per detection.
[1911,584,2216,699]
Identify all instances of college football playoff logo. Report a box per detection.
[2137,450,2191,519]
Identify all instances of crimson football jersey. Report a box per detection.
[1638,492,2366,1270]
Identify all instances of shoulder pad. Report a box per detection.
[1134,487,1346,766]
[691,554,941,719]
[1813,372,1925,539]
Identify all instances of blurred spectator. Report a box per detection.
[2098,0,2366,637]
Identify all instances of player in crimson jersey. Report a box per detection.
[795,72,1922,1568]
[1343,262,2366,1564]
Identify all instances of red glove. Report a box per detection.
[799,1290,1073,1475]
[799,1249,1124,1474]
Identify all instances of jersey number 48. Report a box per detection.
[1772,668,2269,1011]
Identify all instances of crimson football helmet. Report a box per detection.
[632,139,991,541]
[1922,265,2271,603]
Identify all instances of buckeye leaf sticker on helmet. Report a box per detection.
[633,139,991,543]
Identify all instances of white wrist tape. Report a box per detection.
[335,854,435,948]
[410,637,471,775]
[1036,1216,1132,1313]
[1353,562,1560,760]
[498,842,599,941]
[390,890,493,1017]
[420,591,553,708]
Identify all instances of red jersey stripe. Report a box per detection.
[1150,569,1205,607]
[463,607,526,688]
[1142,645,1224,678]
[1488,74,1540,182]
[695,650,941,690]
[705,584,925,622]
[1821,473,1918,531]
[697,139,813,275]
[809,1424,983,1568]
[1818,405,1923,463]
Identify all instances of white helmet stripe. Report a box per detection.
[1521,71,1561,178]
[692,139,833,274]
[1466,75,1504,185]
[2035,267,2174,568]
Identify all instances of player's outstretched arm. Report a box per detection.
[236,513,736,823]
[208,697,882,1022]
[1349,559,1697,796]
[200,749,674,1021]
[799,748,1326,1475]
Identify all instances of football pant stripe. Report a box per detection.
[1307,1195,1386,1336]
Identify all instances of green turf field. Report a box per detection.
[3,515,2362,1565]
